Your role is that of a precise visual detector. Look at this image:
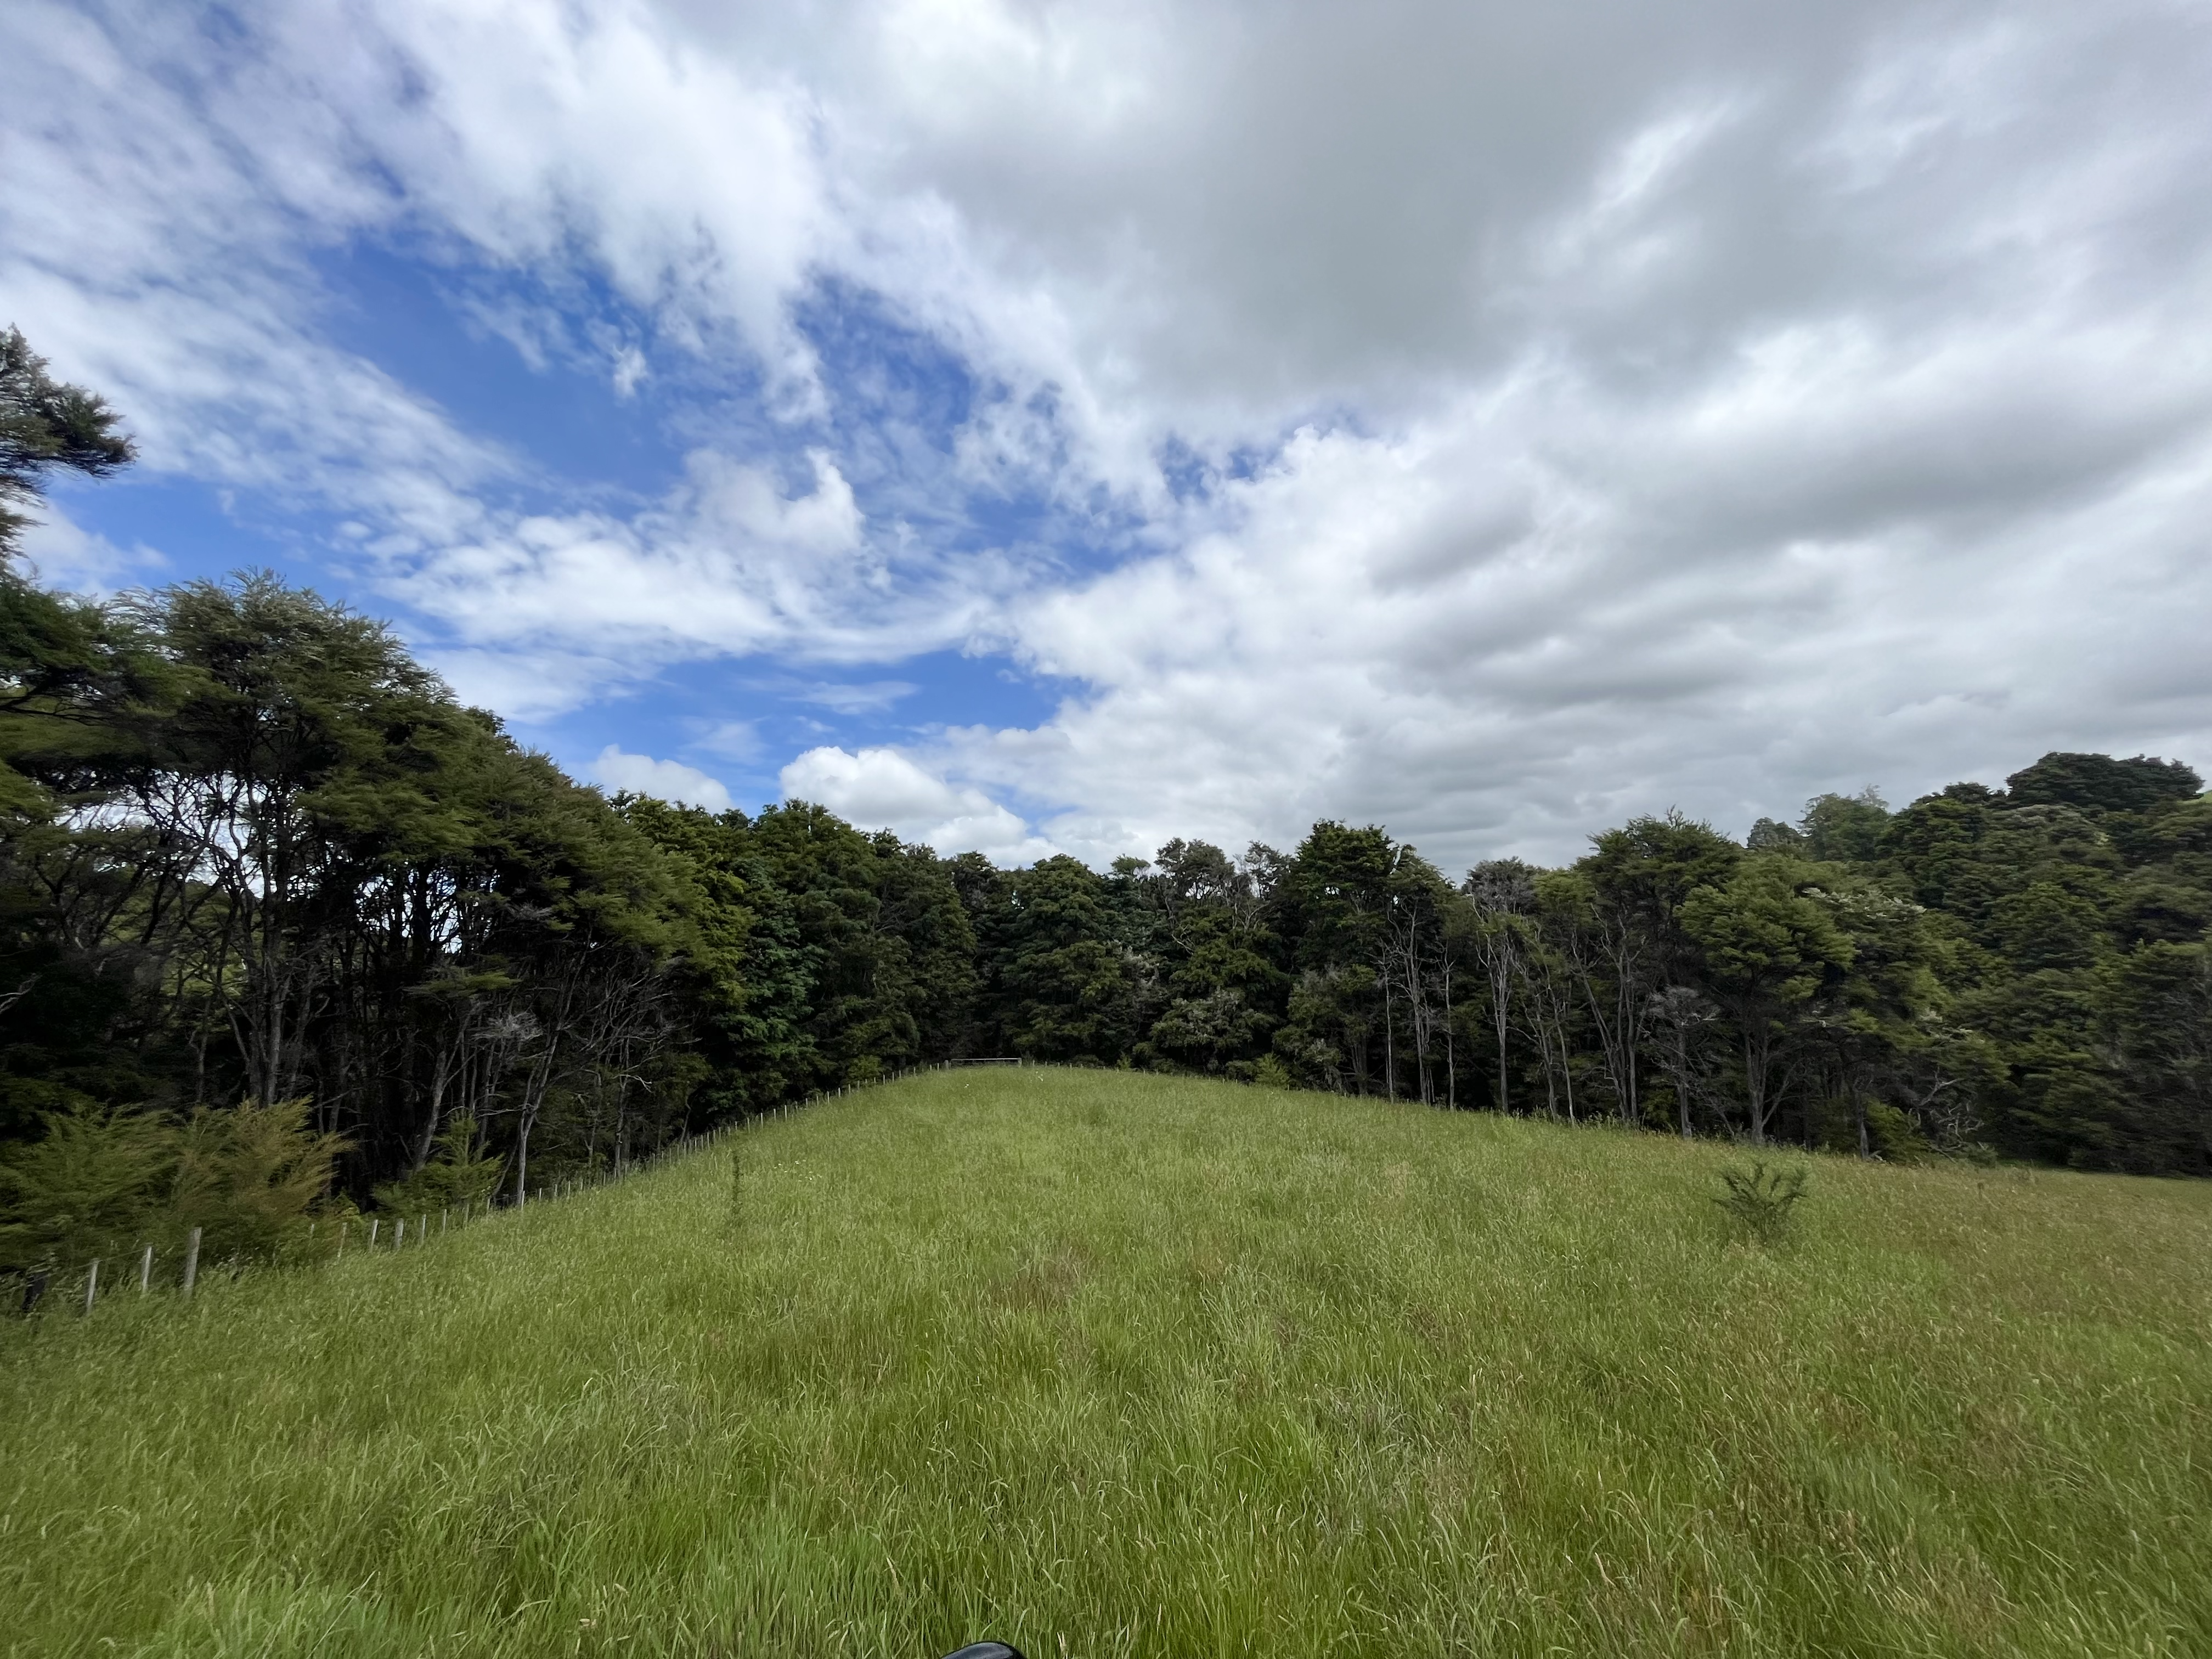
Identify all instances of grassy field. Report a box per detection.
[2,1069,2209,1658]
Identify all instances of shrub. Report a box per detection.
[1864,1100,1933,1162]
[371,1114,503,1217]
[1713,1159,1809,1245]
[0,1102,174,1271]
[171,1097,347,1265]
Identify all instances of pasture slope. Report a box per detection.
[2,1069,2208,1658]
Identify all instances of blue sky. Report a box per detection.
[292,246,1091,816]
[30,205,1104,851]
[8,0,2212,866]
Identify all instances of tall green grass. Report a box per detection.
[3,1069,2208,1657]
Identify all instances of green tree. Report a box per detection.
[0,1102,172,1270]
[1882,786,2005,921]
[1464,859,1536,1114]
[110,575,475,1109]
[2006,752,2201,815]
[1797,788,1889,863]
[1271,824,1398,1092]
[373,1113,504,1214]
[1679,858,1854,1145]
[2091,940,2212,1176]
[170,1096,347,1263]
[1990,882,2102,971]
[1135,839,1282,1074]
[984,855,1150,1063]
[0,326,133,560]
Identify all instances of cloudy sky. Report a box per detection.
[6,0,2210,867]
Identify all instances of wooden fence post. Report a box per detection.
[182,1227,202,1299]
[368,1218,379,1250]
[139,1244,153,1294]
[418,1214,427,1247]
[82,1258,98,1314]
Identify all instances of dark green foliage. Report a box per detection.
[1126,838,1283,1076]
[371,1114,503,1215]
[983,855,1149,1062]
[1585,811,1740,921]
[170,1097,348,1265]
[1712,1159,1809,1244]
[1798,788,1890,862]
[1991,882,2102,970]
[0,560,724,1231]
[0,326,134,560]
[1745,817,1801,852]
[2007,751,2202,815]
[0,1103,173,1269]
[1679,857,1855,1145]
[1882,789,2001,916]
[0,1096,342,1272]
[2092,942,2212,1175]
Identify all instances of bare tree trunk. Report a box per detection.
[1441,956,1457,1109]
[413,1047,453,1172]
[1560,1014,1577,1125]
[1478,925,1516,1115]
[1493,969,1511,1115]
[513,1108,534,1207]
[1383,961,1397,1102]
[1743,1026,1784,1146]
[1410,929,1435,1105]
[1647,989,1707,1139]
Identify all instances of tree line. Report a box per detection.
[3,329,2208,1277]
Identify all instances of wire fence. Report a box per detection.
[13,1058,1033,1322]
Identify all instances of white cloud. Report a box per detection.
[786,680,919,714]
[13,503,164,595]
[7,0,2212,866]
[960,385,2212,869]
[781,745,1055,863]
[373,449,898,681]
[0,0,921,682]
[690,719,764,761]
[591,744,734,812]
